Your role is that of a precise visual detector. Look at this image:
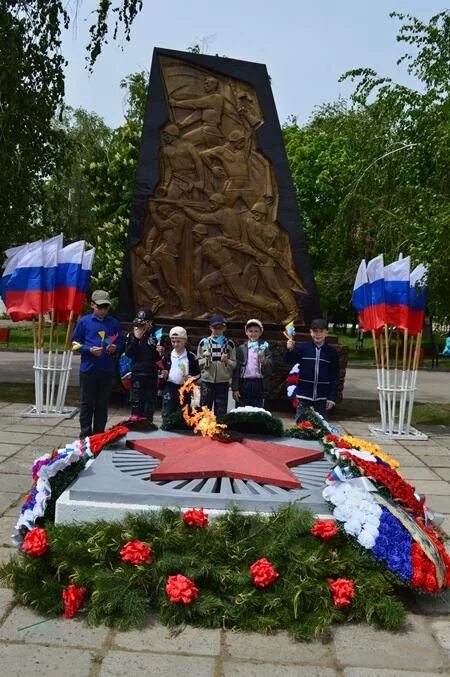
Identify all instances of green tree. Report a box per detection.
[284,10,450,323]
[0,1,145,254]
[83,72,147,303]
[39,108,112,243]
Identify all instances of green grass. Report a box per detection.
[335,331,450,370]
[0,326,67,350]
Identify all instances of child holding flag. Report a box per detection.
[197,314,236,418]
[125,308,164,424]
[72,289,122,438]
[285,318,339,422]
[232,319,272,408]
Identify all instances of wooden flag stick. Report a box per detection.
[384,323,393,433]
[406,331,423,433]
[378,329,388,432]
[56,312,76,413]
[398,327,409,435]
[372,329,386,431]
[45,310,55,413]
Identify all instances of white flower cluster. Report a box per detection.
[323,481,382,550]
[228,406,272,416]
[13,439,93,545]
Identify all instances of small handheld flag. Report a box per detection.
[154,328,163,344]
[283,322,296,340]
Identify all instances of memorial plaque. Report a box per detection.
[119,48,320,326]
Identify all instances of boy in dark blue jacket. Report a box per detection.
[285,318,339,422]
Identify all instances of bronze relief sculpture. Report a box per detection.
[125,50,318,326]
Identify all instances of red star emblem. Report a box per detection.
[127,437,323,489]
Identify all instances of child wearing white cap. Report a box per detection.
[160,326,200,421]
[232,319,272,408]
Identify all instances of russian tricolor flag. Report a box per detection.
[73,249,95,316]
[352,259,372,330]
[1,241,44,321]
[366,255,386,329]
[54,241,85,316]
[384,256,410,329]
[41,234,63,314]
[408,264,427,335]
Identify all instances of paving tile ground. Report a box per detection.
[0,401,448,675]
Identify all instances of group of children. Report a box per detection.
[72,290,339,438]
[125,310,272,424]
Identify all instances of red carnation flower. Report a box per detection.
[325,433,340,444]
[337,439,352,449]
[120,540,152,565]
[298,420,314,430]
[62,584,86,618]
[166,574,199,604]
[182,507,209,528]
[311,519,338,540]
[249,558,279,588]
[328,577,355,608]
[22,527,48,557]
[346,453,424,517]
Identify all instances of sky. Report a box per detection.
[62,1,444,129]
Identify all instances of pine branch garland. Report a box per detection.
[0,505,408,638]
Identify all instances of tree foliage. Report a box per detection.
[284,10,450,323]
[0,1,144,255]
[0,1,68,253]
[83,72,147,302]
[40,108,112,243]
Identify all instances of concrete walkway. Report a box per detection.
[0,403,449,675]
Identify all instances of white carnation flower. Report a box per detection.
[357,528,377,549]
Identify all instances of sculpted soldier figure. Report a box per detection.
[148,201,188,310]
[192,224,278,318]
[157,123,204,199]
[169,76,224,148]
[244,202,306,322]
[181,193,243,241]
[201,129,273,209]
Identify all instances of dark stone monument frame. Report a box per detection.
[118,47,321,328]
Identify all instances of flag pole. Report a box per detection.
[45,309,55,413]
[48,311,59,411]
[378,329,387,433]
[406,331,422,433]
[32,316,40,413]
[398,328,409,434]
[391,328,400,433]
[384,323,393,434]
[372,329,386,432]
[56,311,75,412]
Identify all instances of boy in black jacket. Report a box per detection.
[125,308,164,421]
[161,326,200,422]
[285,318,339,422]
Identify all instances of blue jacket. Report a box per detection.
[72,313,123,373]
[284,341,339,403]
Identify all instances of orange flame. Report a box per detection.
[178,377,227,438]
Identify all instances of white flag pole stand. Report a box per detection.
[23,313,77,419]
[369,327,427,440]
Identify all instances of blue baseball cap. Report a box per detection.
[209,314,226,326]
